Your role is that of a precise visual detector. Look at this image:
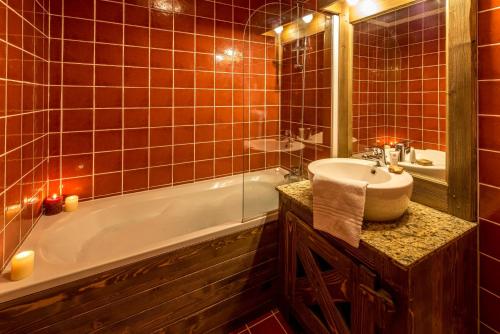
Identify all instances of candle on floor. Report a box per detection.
[43,194,63,215]
[10,250,35,281]
[64,195,79,212]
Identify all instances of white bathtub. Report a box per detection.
[0,168,287,303]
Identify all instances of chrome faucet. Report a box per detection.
[280,129,290,141]
[284,166,302,183]
[395,140,411,162]
[280,129,295,148]
[362,146,387,167]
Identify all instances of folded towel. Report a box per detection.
[312,173,368,248]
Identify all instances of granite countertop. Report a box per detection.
[276,180,477,267]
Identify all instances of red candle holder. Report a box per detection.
[43,194,63,216]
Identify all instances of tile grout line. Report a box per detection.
[480,252,500,263]
[18,0,25,248]
[121,0,125,196]
[273,312,288,334]
[479,217,500,226]
[212,1,216,180]
[2,0,7,268]
[92,0,96,199]
[246,311,275,329]
[147,0,151,189]
[480,286,500,299]
[480,322,500,334]
[231,3,235,177]
[171,5,175,185]
[58,0,64,197]
[193,1,197,181]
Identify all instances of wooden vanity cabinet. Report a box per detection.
[278,197,477,334]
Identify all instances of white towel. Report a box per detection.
[312,173,368,248]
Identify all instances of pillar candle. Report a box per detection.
[64,195,79,212]
[44,194,63,215]
[10,250,35,281]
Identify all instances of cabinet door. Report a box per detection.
[283,211,378,334]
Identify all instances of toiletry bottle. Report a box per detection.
[390,151,399,167]
[410,147,416,164]
[298,128,305,140]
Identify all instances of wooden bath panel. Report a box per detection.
[0,221,279,334]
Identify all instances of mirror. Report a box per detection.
[322,0,477,221]
[351,0,447,182]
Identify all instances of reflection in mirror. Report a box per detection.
[244,6,333,182]
[351,0,447,181]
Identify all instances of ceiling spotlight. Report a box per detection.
[274,25,284,34]
[346,0,359,5]
[302,14,313,24]
[358,0,378,15]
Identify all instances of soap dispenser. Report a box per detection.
[409,147,416,164]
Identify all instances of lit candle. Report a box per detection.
[43,194,63,216]
[5,204,22,222]
[10,250,35,281]
[64,195,79,212]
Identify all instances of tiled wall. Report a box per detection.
[241,3,282,173]
[352,19,387,151]
[280,29,332,172]
[353,0,446,153]
[478,1,500,332]
[0,0,50,270]
[48,0,281,200]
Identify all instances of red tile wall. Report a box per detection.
[0,0,50,270]
[353,0,446,153]
[352,19,387,151]
[478,1,500,332]
[280,29,332,172]
[241,3,283,173]
[48,0,281,201]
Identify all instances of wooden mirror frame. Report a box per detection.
[321,0,477,221]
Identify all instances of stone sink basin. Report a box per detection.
[308,158,413,221]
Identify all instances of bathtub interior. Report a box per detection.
[41,169,287,265]
[243,171,287,220]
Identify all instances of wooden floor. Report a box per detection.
[231,309,299,334]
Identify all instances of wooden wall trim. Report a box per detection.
[446,0,478,221]
[411,175,449,213]
[337,4,353,158]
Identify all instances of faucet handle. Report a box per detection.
[396,140,411,154]
[396,139,411,147]
[281,129,290,137]
[366,146,384,155]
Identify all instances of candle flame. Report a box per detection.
[15,250,34,259]
[51,194,58,199]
